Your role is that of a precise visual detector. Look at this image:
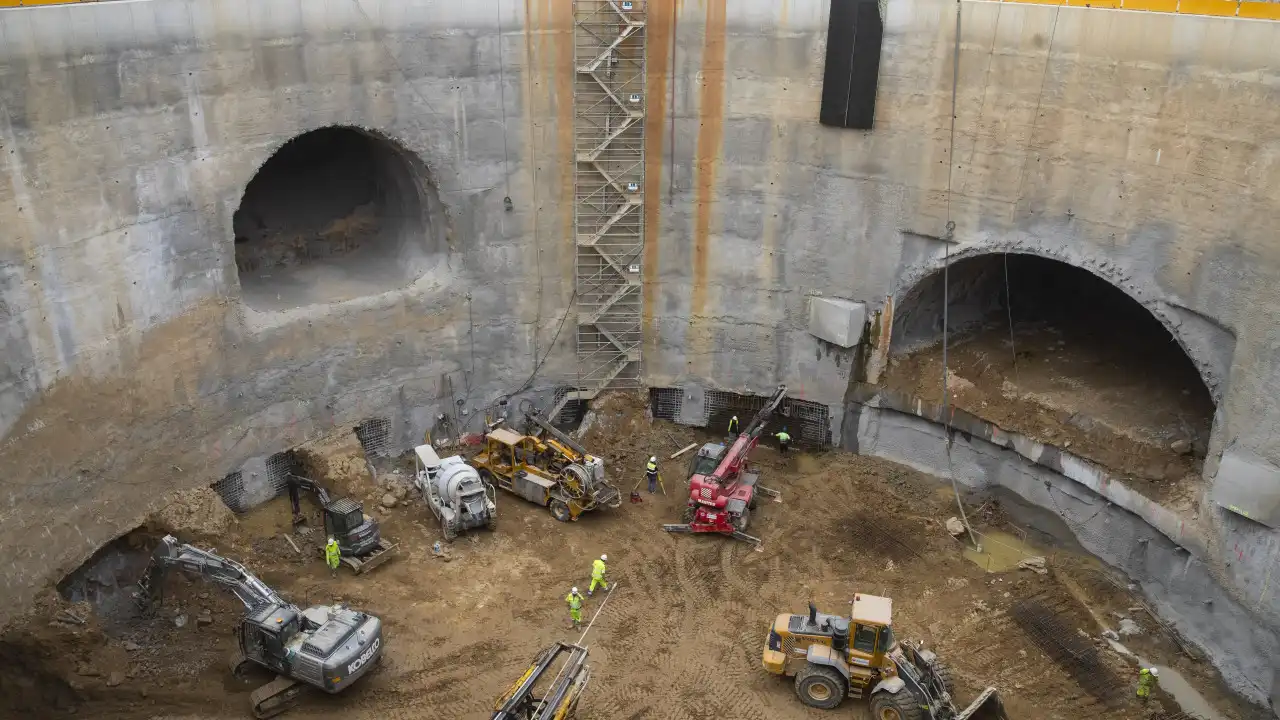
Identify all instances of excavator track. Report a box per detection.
[251,675,304,719]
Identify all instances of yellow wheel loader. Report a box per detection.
[762,595,1008,720]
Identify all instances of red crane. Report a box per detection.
[662,385,787,546]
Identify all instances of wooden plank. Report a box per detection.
[670,443,699,460]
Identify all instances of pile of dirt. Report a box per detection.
[150,486,238,541]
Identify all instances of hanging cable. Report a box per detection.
[1003,252,1019,383]
[941,0,980,553]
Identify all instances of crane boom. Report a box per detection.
[140,534,283,611]
[525,412,589,458]
[711,385,787,491]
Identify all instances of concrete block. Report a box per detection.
[1213,449,1280,529]
[808,297,866,348]
[677,385,707,427]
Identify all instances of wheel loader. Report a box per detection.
[762,595,1008,720]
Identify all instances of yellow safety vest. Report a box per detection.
[565,593,582,609]
[592,559,606,579]
[325,540,341,566]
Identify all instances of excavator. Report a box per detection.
[662,384,787,545]
[286,474,396,573]
[762,594,1008,720]
[492,642,591,720]
[134,535,384,718]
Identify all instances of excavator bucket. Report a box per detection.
[954,686,1010,720]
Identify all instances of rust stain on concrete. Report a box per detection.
[642,0,677,360]
[689,0,728,372]
[550,0,576,284]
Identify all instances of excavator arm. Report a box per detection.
[287,473,333,523]
[137,535,284,611]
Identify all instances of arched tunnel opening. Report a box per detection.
[232,126,445,311]
[884,253,1215,505]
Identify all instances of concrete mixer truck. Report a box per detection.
[413,443,497,541]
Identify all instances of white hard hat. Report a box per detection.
[328,537,336,543]
[572,586,579,593]
[600,554,607,561]
[1150,667,1159,676]
[649,456,657,463]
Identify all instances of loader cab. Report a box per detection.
[847,593,895,671]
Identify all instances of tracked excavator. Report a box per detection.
[763,594,1007,720]
[286,474,396,574]
[134,535,384,718]
[662,384,787,545]
[492,642,591,720]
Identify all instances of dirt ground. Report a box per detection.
[0,393,1257,720]
[882,325,1215,510]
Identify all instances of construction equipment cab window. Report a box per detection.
[852,624,878,653]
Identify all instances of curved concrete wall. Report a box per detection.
[0,0,581,625]
[2,0,1279,696]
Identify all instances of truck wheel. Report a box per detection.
[795,664,845,709]
[442,519,457,542]
[869,689,924,720]
[733,508,751,533]
[550,499,571,522]
[682,504,696,523]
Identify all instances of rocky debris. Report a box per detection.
[1170,439,1192,455]
[152,486,237,538]
[946,373,976,393]
[1017,556,1048,574]
[123,640,141,652]
[945,517,966,537]
[392,484,408,501]
[380,493,398,509]
[196,609,214,628]
[1118,617,1142,636]
[106,671,125,687]
[173,613,187,629]
[1102,628,1120,641]
[75,662,100,677]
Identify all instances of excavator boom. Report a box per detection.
[138,534,282,611]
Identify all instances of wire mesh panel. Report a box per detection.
[354,417,393,459]
[783,398,832,445]
[1010,591,1129,710]
[702,389,833,446]
[265,450,300,496]
[573,0,646,395]
[211,471,248,513]
[649,387,682,421]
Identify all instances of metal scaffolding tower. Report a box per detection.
[564,0,646,410]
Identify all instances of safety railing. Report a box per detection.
[993,0,1280,20]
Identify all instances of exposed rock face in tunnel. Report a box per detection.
[233,126,447,311]
[884,253,1216,504]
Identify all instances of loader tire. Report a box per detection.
[550,499,572,523]
[795,664,845,710]
[869,689,924,720]
[932,659,955,698]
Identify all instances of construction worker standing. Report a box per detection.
[645,457,660,494]
[775,427,792,454]
[727,415,740,435]
[1136,667,1158,702]
[588,554,609,596]
[565,587,585,629]
[324,537,341,578]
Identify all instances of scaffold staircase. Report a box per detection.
[553,0,647,420]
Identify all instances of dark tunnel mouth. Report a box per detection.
[887,252,1216,459]
[232,126,443,311]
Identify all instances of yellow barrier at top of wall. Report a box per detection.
[0,0,105,7]
[1002,0,1280,19]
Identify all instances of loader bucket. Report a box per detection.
[955,686,1009,720]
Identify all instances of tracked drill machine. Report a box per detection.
[492,642,591,720]
[663,385,787,546]
[134,535,384,718]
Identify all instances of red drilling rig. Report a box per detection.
[662,385,787,546]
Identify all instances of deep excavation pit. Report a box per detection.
[5,394,1270,720]
[883,253,1216,509]
[232,126,446,311]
